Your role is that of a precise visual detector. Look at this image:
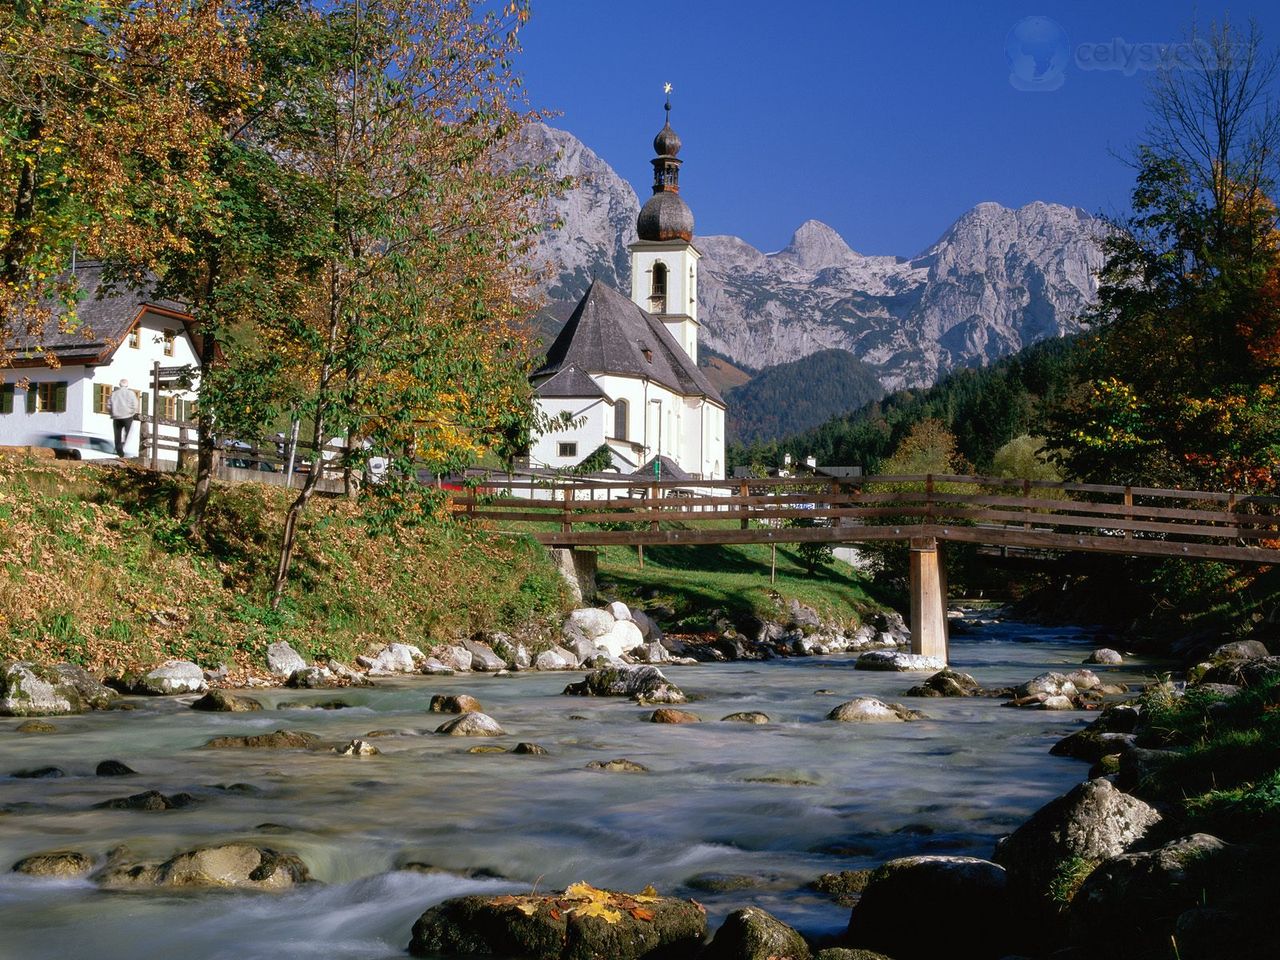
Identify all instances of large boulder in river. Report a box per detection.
[435,712,504,737]
[1,661,82,716]
[563,665,686,704]
[1050,703,1141,762]
[1085,648,1124,665]
[52,663,118,709]
[202,729,320,750]
[994,778,1161,917]
[564,608,615,642]
[408,884,707,960]
[429,694,483,714]
[430,644,473,673]
[596,620,645,658]
[96,844,310,891]
[846,856,1009,960]
[12,850,94,878]
[703,906,810,960]
[1210,639,1269,661]
[534,648,575,671]
[191,690,262,713]
[827,697,924,722]
[904,668,983,697]
[461,637,506,672]
[116,659,207,695]
[854,651,946,672]
[266,641,307,677]
[358,643,423,675]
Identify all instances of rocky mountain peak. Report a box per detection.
[778,219,858,271]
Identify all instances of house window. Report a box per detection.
[93,383,112,414]
[28,382,67,413]
[558,442,577,458]
[0,384,14,415]
[163,329,177,357]
[649,262,667,313]
[128,328,140,349]
[177,398,197,422]
[160,394,177,420]
[613,398,629,441]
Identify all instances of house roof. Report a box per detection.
[5,261,192,364]
[533,363,611,401]
[533,280,723,405]
[632,455,691,481]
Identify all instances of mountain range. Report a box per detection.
[521,121,1107,418]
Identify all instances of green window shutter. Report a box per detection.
[0,384,13,414]
[54,382,67,413]
[139,391,149,417]
[26,388,36,414]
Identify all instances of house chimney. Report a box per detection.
[805,456,817,469]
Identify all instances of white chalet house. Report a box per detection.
[0,262,200,459]
[529,100,726,482]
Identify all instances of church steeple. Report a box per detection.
[637,88,694,242]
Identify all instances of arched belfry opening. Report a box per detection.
[649,262,668,313]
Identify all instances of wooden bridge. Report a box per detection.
[451,474,1280,664]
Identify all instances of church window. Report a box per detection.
[613,399,629,441]
[649,262,667,313]
[558,442,577,458]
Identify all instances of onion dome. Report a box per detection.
[636,92,693,243]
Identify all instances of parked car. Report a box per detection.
[34,433,118,461]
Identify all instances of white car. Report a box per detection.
[35,433,119,461]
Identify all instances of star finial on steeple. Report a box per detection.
[663,82,672,115]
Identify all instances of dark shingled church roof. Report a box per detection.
[532,281,723,405]
[632,455,691,481]
[6,261,190,362]
[533,363,611,401]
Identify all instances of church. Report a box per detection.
[528,99,726,481]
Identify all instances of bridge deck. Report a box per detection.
[450,473,1280,565]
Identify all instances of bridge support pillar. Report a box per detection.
[909,537,948,662]
[550,548,597,605]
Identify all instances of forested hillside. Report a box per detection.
[725,348,884,444]
[729,336,1085,473]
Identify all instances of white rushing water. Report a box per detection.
[0,618,1159,960]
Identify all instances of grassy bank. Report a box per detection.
[0,454,567,676]
[595,539,881,632]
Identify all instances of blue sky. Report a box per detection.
[517,1,1280,256]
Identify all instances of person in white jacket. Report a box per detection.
[109,379,139,457]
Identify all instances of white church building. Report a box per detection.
[529,100,726,481]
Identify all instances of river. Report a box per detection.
[0,617,1158,960]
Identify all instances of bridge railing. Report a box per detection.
[448,473,1280,564]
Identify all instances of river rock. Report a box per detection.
[122,660,207,695]
[596,620,645,658]
[722,711,770,724]
[854,651,946,672]
[628,641,670,663]
[565,637,600,665]
[1041,694,1075,710]
[1051,703,1142,761]
[512,742,548,755]
[827,697,923,722]
[606,600,632,621]
[809,870,873,906]
[15,719,57,733]
[286,666,336,688]
[430,694,484,714]
[11,850,93,878]
[359,643,424,675]
[1199,655,1280,687]
[191,690,262,712]
[435,712,504,737]
[533,648,574,670]
[1116,746,1179,790]
[814,951,894,960]
[420,658,454,675]
[266,641,307,677]
[1,661,83,716]
[97,844,310,891]
[650,708,700,724]
[52,663,118,710]
[1015,671,1078,699]
[563,665,686,704]
[586,758,648,772]
[1085,648,1124,665]
[846,856,1008,960]
[993,778,1161,911]
[202,729,320,750]
[96,760,136,777]
[94,790,197,811]
[461,638,506,672]
[703,906,810,960]
[1210,639,1269,661]
[430,645,473,673]
[631,609,660,640]
[903,668,982,697]
[408,886,706,960]
[1067,833,1230,953]
[335,738,380,756]
[566,607,617,641]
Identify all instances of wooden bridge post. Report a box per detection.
[909,536,948,662]
[739,481,750,529]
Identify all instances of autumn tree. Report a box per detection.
[1054,20,1280,491]
[0,0,254,370]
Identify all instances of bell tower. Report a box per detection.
[630,86,700,362]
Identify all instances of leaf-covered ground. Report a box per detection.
[0,454,566,676]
